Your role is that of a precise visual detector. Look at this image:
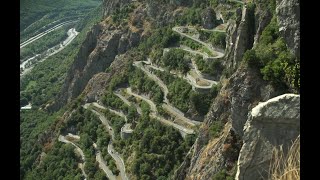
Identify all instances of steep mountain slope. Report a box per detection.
[20,0,300,179]
[174,0,300,179]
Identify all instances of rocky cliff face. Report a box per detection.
[236,94,300,180]
[52,1,154,110]
[175,0,299,179]
[83,53,130,102]
[253,2,273,47]
[202,8,217,29]
[174,64,284,179]
[52,23,122,110]
[224,5,256,72]
[56,0,200,110]
[225,1,274,72]
[276,0,300,58]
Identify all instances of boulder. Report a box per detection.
[201,8,217,29]
[235,94,300,180]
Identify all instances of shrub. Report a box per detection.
[243,49,261,67]
[209,121,223,138]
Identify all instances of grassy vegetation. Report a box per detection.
[208,121,224,138]
[102,92,139,123]
[20,109,62,179]
[180,36,220,57]
[102,92,130,113]
[23,142,83,179]
[175,8,202,26]
[167,78,193,113]
[201,46,215,56]
[180,37,202,50]
[269,136,300,180]
[101,109,126,140]
[212,169,234,180]
[138,27,180,56]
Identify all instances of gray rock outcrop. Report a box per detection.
[231,5,255,71]
[83,53,129,103]
[201,8,217,29]
[276,0,300,58]
[52,25,121,110]
[253,3,272,47]
[224,4,257,72]
[235,94,300,180]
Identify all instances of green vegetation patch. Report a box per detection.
[199,30,226,49]
[212,169,234,180]
[195,55,224,77]
[20,109,60,179]
[209,120,224,138]
[153,70,219,115]
[111,3,135,24]
[129,68,164,105]
[161,48,190,74]
[20,0,101,34]
[243,16,300,92]
[127,116,195,179]
[138,27,180,56]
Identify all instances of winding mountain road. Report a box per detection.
[172,26,225,59]
[91,102,128,122]
[83,104,114,140]
[93,143,117,180]
[229,0,244,5]
[83,104,129,180]
[121,123,133,134]
[145,51,217,90]
[20,28,79,77]
[58,135,87,179]
[20,20,78,48]
[114,90,143,115]
[126,87,195,135]
[134,60,202,127]
[114,91,132,107]
[108,143,128,180]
